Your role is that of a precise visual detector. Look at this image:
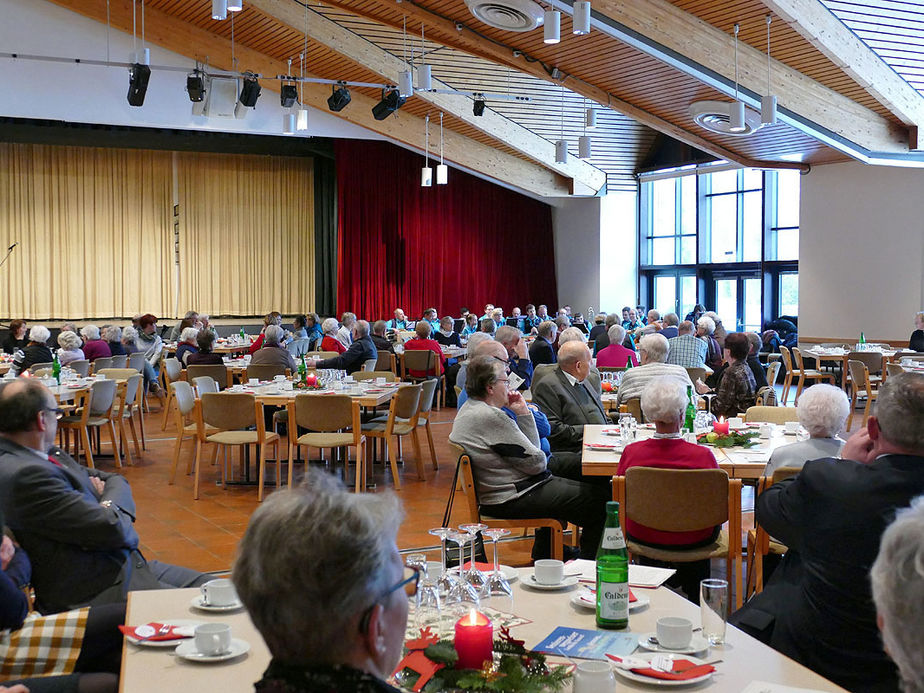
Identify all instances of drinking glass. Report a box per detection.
[427,527,460,595]
[481,527,513,612]
[407,554,443,635]
[443,530,481,620]
[458,522,488,590]
[700,578,728,645]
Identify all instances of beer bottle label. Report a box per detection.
[601,527,626,550]
[598,581,629,620]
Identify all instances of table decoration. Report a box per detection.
[697,429,760,448]
[712,417,729,435]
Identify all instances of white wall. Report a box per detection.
[800,161,924,342]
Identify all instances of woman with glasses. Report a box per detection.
[233,471,410,693]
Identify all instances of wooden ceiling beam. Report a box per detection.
[248,0,606,194]
[44,0,572,198]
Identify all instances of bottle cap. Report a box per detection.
[606,501,620,512]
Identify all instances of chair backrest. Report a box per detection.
[200,392,256,430]
[163,357,183,381]
[32,368,53,378]
[393,383,423,420]
[886,362,905,378]
[128,352,146,372]
[171,380,197,416]
[293,394,353,432]
[121,373,142,409]
[362,358,379,372]
[187,364,229,390]
[110,354,128,368]
[245,364,287,382]
[531,363,558,389]
[765,360,782,387]
[93,357,114,372]
[403,349,437,377]
[848,359,872,392]
[353,370,397,382]
[29,362,53,374]
[375,351,396,373]
[192,376,219,396]
[98,368,138,381]
[744,406,799,424]
[847,351,883,374]
[88,379,118,416]
[286,338,312,358]
[451,443,482,523]
[417,378,438,415]
[791,346,808,370]
[770,466,801,485]
[311,351,341,360]
[685,367,706,384]
[779,345,793,371]
[597,366,627,373]
[621,398,643,422]
[623,467,729,531]
[68,359,90,377]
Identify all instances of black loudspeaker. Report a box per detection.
[127,63,151,107]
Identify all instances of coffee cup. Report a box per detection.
[656,616,693,649]
[728,417,744,429]
[376,377,386,384]
[200,578,239,607]
[273,374,286,382]
[533,559,564,585]
[194,623,232,656]
[759,423,773,439]
[248,378,259,385]
[573,660,616,693]
[785,420,800,434]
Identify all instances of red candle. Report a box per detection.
[713,417,729,435]
[304,372,317,387]
[454,609,493,670]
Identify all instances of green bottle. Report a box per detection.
[684,385,696,432]
[298,354,307,383]
[625,354,633,369]
[596,501,629,630]
[239,327,246,343]
[52,354,61,385]
[859,332,866,350]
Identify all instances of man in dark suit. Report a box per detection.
[370,320,395,354]
[313,319,377,375]
[0,379,207,615]
[730,372,924,693]
[528,320,557,366]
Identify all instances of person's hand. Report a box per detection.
[506,391,529,416]
[514,340,528,359]
[89,475,105,497]
[841,427,875,463]
[1,535,15,571]
[694,378,711,395]
[1,684,31,693]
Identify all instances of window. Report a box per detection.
[779,272,798,316]
[640,176,697,267]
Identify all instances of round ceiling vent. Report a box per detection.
[464,0,545,31]
[689,100,763,137]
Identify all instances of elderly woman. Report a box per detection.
[233,473,409,693]
[595,325,638,368]
[704,311,727,348]
[304,313,323,349]
[174,327,200,366]
[401,321,446,378]
[291,314,309,340]
[910,311,924,352]
[79,326,111,362]
[250,325,297,372]
[616,376,720,602]
[434,316,461,348]
[320,317,347,355]
[249,312,284,356]
[10,326,53,376]
[696,315,724,373]
[56,331,85,366]
[120,326,139,355]
[186,330,225,366]
[2,320,27,355]
[696,332,756,419]
[102,325,125,356]
[479,318,497,336]
[135,315,164,396]
[764,384,848,476]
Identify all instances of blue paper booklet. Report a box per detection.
[532,626,637,660]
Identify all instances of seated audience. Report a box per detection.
[522,304,541,333]
[696,333,756,419]
[422,308,440,333]
[313,320,376,375]
[596,325,638,368]
[685,303,706,324]
[660,313,680,339]
[666,321,707,369]
[536,304,552,322]
[233,472,408,693]
[167,311,198,342]
[744,332,769,389]
[454,333,492,393]
[587,313,608,343]
[764,384,848,476]
[10,326,53,376]
[250,325,298,372]
[120,326,139,355]
[910,310,924,352]
[450,356,607,559]
[135,314,164,396]
[730,373,924,693]
[509,306,523,331]
[249,312,283,356]
[79,326,112,363]
[616,334,693,406]
[56,330,85,366]
[386,308,409,331]
[495,325,533,390]
[616,377,720,602]
[593,313,620,355]
[479,304,495,321]
[571,313,589,334]
[697,316,723,373]
[370,320,394,354]
[433,316,461,348]
[480,318,497,336]
[304,313,323,349]
[761,328,782,354]
[0,380,207,614]
[646,309,662,329]
[622,306,643,332]
[704,311,727,347]
[186,330,225,366]
[401,322,445,378]
[528,320,557,366]
[337,313,357,348]
[103,325,125,357]
[174,327,200,366]
[871,496,924,693]
[291,314,309,340]
[460,313,479,338]
[320,318,347,355]
[2,320,27,355]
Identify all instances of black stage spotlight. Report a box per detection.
[371,88,405,121]
[127,63,151,107]
[280,83,298,108]
[186,71,206,102]
[238,72,261,108]
[473,99,486,116]
[327,84,351,112]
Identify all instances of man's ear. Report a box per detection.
[360,603,388,661]
[867,416,881,441]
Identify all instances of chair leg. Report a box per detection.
[793,375,806,405]
[862,395,873,427]
[119,420,133,466]
[257,443,267,502]
[425,421,438,470]
[160,388,174,431]
[781,372,792,404]
[137,409,146,451]
[169,433,186,484]
[387,435,402,491]
[410,431,425,481]
[193,440,204,500]
[354,442,364,493]
[287,439,295,488]
[81,428,95,469]
[107,421,122,468]
[128,417,141,457]
[550,526,563,561]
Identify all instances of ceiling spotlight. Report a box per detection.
[327,84,351,112]
[186,71,206,102]
[436,163,448,185]
[296,108,309,131]
[573,0,591,35]
[238,72,261,108]
[212,0,227,19]
[555,139,568,164]
[280,83,298,109]
[543,10,561,44]
[371,89,405,120]
[473,99,486,116]
[227,0,242,11]
[127,63,151,107]
[761,94,777,126]
[729,100,746,132]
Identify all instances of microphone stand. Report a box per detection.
[0,243,17,272]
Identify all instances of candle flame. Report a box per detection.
[718,416,725,423]
[467,608,477,625]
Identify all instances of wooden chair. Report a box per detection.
[187,364,231,390]
[531,364,558,390]
[193,392,280,501]
[744,406,798,424]
[685,367,706,385]
[97,368,140,381]
[244,364,289,381]
[310,351,342,360]
[192,376,219,396]
[59,379,119,469]
[167,381,216,485]
[886,362,905,378]
[375,351,397,374]
[764,360,781,389]
[847,359,879,430]
[110,355,128,368]
[128,352,147,373]
[113,373,144,464]
[451,442,564,560]
[746,467,801,597]
[367,379,440,473]
[353,370,397,382]
[790,347,836,405]
[286,394,365,492]
[160,358,184,431]
[779,346,797,404]
[613,467,743,608]
[68,359,90,377]
[361,358,379,372]
[91,357,113,373]
[29,362,53,374]
[619,398,644,422]
[846,351,884,388]
[360,383,423,490]
[401,349,445,410]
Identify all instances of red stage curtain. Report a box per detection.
[336,139,558,320]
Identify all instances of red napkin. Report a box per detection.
[119,623,190,641]
[607,655,714,680]
[461,561,497,572]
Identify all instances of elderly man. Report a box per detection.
[454,332,493,393]
[730,373,924,693]
[666,320,707,369]
[337,312,357,348]
[250,324,298,372]
[616,334,693,406]
[167,310,198,342]
[370,320,394,354]
[660,313,680,340]
[764,384,848,476]
[536,304,551,322]
[0,380,207,614]
[450,356,607,559]
[495,325,533,390]
[528,320,557,366]
[234,472,409,692]
[312,320,377,375]
[385,308,408,331]
[532,341,607,454]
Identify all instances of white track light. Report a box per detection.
[729,101,746,132]
[296,108,309,131]
[436,163,448,185]
[227,0,242,11]
[584,107,597,128]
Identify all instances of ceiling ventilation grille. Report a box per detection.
[464,0,545,31]
[689,100,763,136]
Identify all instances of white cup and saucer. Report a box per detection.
[784,421,801,435]
[190,578,243,612]
[637,616,710,654]
[728,416,744,430]
[273,375,287,382]
[759,423,774,439]
[174,623,251,662]
[524,560,579,590]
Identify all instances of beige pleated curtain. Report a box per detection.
[0,143,315,320]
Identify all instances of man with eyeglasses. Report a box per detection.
[0,379,207,615]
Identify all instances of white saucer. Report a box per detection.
[612,652,714,687]
[125,620,199,648]
[523,574,579,590]
[570,588,650,612]
[637,632,710,655]
[449,564,518,583]
[189,595,245,612]
[174,638,250,663]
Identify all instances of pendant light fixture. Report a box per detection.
[212,0,227,20]
[418,25,432,92]
[554,84,568,164]
[584,107,597,129]
[573,0,590,35]
[296,53,309,131]
[578,98,591,158]
[544,9,561,44]
[729,23,746,132]
[421,114,433,187]
[227,0,242,12]
[436,111,448,184]
[761,15,777,125]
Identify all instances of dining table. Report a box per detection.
[800,346,897,390]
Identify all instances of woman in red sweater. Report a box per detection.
[319,317,347,355]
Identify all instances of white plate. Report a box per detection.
[637,632,710,655]
[174,638,251,663]
[569,588,650,612]
[523,574,579,591]
[449,564,518,583]
[613,653,714,687]
[125,620,200,648]
[189,595,245,613]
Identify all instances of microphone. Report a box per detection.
[0,241,17,272]
[7,242,16,252]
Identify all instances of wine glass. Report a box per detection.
[481,527,513,612]
[427,527,460,594]
[458,522,488,590]
[407,554,443,635]
[443,530,481,620]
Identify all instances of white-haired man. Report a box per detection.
[615,334,693,406]
[528,320,557,366]
[495,325,532,390]
[312,320,377,376]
